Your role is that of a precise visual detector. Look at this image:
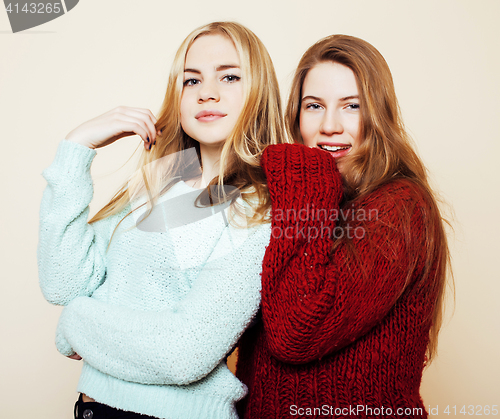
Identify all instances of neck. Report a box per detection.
[197,143,223,188]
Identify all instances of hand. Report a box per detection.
[67,353,82,360]
[65,106,161,150]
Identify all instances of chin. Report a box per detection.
[196,138,227,148]
[335,161,346,177]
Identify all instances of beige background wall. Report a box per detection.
[1,1,499,417]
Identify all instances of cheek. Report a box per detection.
[221,89,244,134]
[350,119,362,147]
[179,96,189,127]
[299,114,316,146]
[231,88,245,118]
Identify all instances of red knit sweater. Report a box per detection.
[236,144,438,419]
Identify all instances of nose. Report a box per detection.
[320,110,343,136]
[198,79,220,103]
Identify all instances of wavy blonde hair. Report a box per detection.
[90,21,284,227]
[286,34,451,362]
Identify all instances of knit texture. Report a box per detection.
[236,144,437,419]
[38,140,271,419]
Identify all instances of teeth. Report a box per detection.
[319,144,350,152]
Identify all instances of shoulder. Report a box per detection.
[359,178,430,213]
[352,179,434,241]
[368,178,426,200]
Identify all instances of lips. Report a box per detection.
[318,142,352,158]
[195,110,226,121]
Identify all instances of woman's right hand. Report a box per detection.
[65,106,160,150]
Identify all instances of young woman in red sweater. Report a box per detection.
[236,35,450,418]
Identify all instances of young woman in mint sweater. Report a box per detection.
[38,22,284,419]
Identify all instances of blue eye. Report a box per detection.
[222,75,241,83]
[306,103,322,110]
[183,78,200,87]
[347,103,360,110]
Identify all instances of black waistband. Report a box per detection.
[74,394,158,419]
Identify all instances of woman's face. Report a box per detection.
[180,34,244,152]
[299,61,362,174]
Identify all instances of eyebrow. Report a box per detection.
[340,95,359,101]
[216,64,239,71]
[301,94,359,102]
[184,64,240,74]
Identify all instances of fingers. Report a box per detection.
[128,108,160,147]
[117,108,157,143]
[113,117,152,149]
[68,106,161,151]
[67,353,82,360]
[133,108,158,126]
[111,107,159,150]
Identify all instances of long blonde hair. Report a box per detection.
[90,21,284,226]
[286,34,451,362]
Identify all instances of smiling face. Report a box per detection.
[299,61,362,174]
[180,34,244,153]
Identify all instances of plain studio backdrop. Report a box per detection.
[1,1,499,417]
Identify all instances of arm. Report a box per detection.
[56,224,270,385]
[38,107,159,305]
[38,140,126,305]
[260,144,428,363]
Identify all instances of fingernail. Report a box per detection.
[148,143,151,150]
[147,136,150,142]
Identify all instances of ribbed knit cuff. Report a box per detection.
[261,144,343,221]
[55,308,75,356]
[77,363,242,419]
[47,140,97,179]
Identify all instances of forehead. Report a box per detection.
[185,34,239,68]
[302,62,358,98]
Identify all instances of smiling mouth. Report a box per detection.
[318,144,351,152]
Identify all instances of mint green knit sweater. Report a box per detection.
[38,140,271,419]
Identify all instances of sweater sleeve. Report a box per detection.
[37,140,126,306]
[55,223,269,385]
[260,143,428,364]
